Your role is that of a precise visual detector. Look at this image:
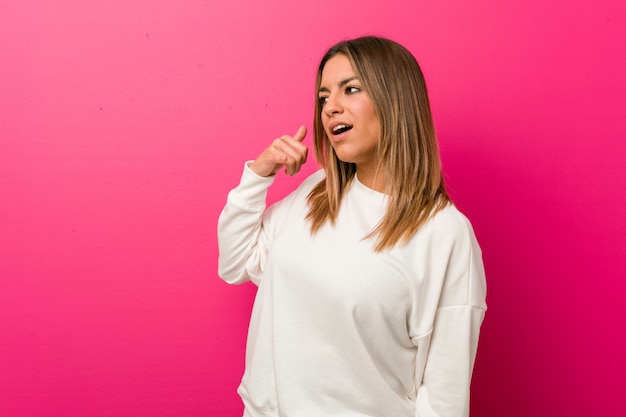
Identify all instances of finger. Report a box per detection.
[276,136,307,158]
[273,137,307,175]
[292,125,307,142]
[250,128,308,177]
[285,157,305,175]
[284,150,308,176]
[248,141,291,177]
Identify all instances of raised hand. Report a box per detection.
[248,126,308,177]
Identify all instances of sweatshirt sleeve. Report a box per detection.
[413,211,487,417]
[217,162,276,285]
[414,305,485,417]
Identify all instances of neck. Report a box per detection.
[356,163,387,193]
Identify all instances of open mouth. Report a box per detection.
[332,124,353,135]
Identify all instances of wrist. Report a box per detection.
[247,160,275,178]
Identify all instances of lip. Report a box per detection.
[327,121,352,141]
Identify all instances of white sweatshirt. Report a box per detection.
[217,164,487,417]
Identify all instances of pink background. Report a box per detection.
[1,1,624,416]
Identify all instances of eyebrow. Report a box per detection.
[318,76,359,93]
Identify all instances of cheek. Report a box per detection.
[356,100,378,125]
[362,106,380,135]
[320,115,330,132]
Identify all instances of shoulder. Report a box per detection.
[266,169,326,214]
[421,204,486,309]
[280,169,326,202]
[421,204,478,244]
[296,169,326,193]
[397,203,481,263]
[407,204,483,281]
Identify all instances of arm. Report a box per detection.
[413,212,487,416]
[217,164,275,285]
[414,305,485,417]
[217,126,308,285]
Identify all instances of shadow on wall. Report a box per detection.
[442,127,624,416]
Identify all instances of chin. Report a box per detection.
[333,153,357,164]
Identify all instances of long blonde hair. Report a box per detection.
[306,36,450,251]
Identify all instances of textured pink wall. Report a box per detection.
[1,1,624,416]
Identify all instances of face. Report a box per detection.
[318,54,381,172]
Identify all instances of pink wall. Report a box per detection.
[1,1,624,416]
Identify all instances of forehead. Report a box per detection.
[320,54,357,85]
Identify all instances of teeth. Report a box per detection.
[332,124,352,133]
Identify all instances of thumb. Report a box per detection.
[293,125,307,142]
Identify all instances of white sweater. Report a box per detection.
[217,164,487,417]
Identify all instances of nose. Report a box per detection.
[323,92,343,116]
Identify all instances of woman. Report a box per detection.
[218,36,487,417]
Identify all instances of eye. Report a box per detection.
[346,86,361,94]
[318,95,329,106]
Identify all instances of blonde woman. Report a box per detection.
[218,36,487,417]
